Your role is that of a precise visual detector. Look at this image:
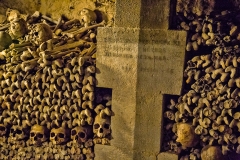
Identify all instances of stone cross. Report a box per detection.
[95,0,187,160]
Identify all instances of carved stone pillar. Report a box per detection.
[96,0,187,159]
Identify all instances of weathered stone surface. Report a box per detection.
[96,27,186,160]
[95,144,134,160]
[115,0,169,29]
[96,0,187,159]
[96,27,139,160]
[0,0,40,15]
[115,0,141,28]
[134,29,186,159]
[0,0,115,22]
[140,0,170,29]
[138,29,186,95]
[157,152,178,160]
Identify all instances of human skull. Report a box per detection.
[6,8,21,22]
[176,123,199,149]
[201,145,224,160]
[93,115,111,138]
[50,127,70,145]
[32,23,53,45]
[9,18,28,39]
[71,125,92,144]
[30,124,49,146]
[80,8,97,27]
[0,124,7,136]
[164,110,175,121]
[10,125,30,141]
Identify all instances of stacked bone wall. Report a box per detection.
[0,0,115,23]
[163,1,240,159]
[0,48,98,160]
[0,1,115,160]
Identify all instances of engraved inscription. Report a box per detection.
[100,34,185,74]
[103,44,169,61]
[103,51,167,61]
[104,52,134,59]
[121,65,132,72]
[104,64,134,73]
[138,55,167,61]
[140,67,174,73]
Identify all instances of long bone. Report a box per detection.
[63,20,105,38]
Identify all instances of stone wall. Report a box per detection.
[2,0,240,160]
[0,0,115,24]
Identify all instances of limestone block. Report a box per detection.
[96,26,187,159]
[115,0,170,29]
[95,144,133,160]
[0,0,115,23]
[96,27,139,159]
[157,152,178,160]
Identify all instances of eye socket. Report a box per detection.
[104,124,110,129]
[37,133,43,138]
[71,130,77,136]
[79,132,86,138]
[30,132,35,137]
[58,133,65,138]
[16,129,22,134]
[34,32,38,36]
[64,117,70,121]
[50,133,55,137]
[0,126,5,131]
[94,124,100,129]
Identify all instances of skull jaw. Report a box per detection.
[72,136,86,144]
[97,132,110,138]
[12,135,26,141]
[77,137,87,144]
[34,139,43,147]
[32,138,47,146]
[54,138,68,145]
[96,128,111,138]
[97,133,104,138]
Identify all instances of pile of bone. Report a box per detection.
[176,6,240,52]
[176,0,215,18]
[0,139,94,159]
[163,9,240,160]
[0,8,114,160]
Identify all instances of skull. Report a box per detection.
[6,8,21,22]
[176,123,199,149]
[93,115,111,138]
[10,125,30,141]
[164,110,175,120]
[9,18,28,39]
[0,124,7,136]
[30,124,49,146]
[32,23,52,45]
[50,127,70,145]
[71,125,92,144]
[201,145,224,160]
[80,8,97,27]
